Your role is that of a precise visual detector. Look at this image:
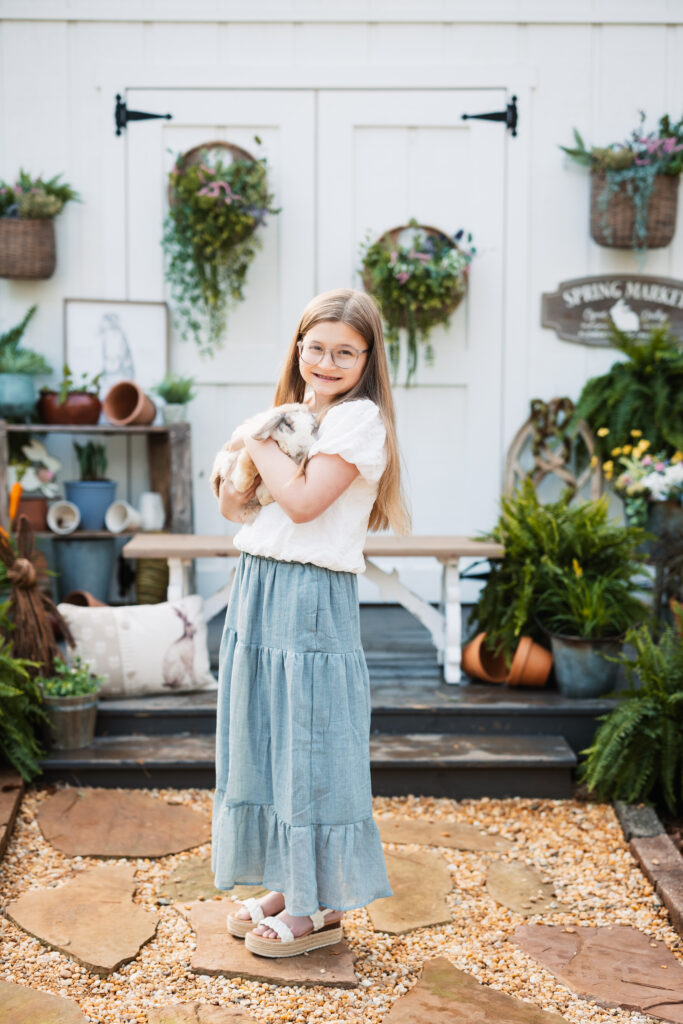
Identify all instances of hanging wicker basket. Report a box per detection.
[0,218,56,279]
[361,223,468,327]
[590,170,679,249]
[168,140,257,208]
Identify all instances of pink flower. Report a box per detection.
[642,455,652,466]
[36,468,54,482]
[662,137,683,154]
[655,461,666,472]
[415,252,431,263]
[396,271,411,284]
[389,251,398,265]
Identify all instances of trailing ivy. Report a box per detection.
[162,141,279,358]
[579,624,683,814]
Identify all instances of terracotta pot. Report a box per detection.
[62,590,108,607]
[14,494,48,531]
[505,636,553,688]
[461,632,507,684]
[103,380,156,426]
[38,391,102,426]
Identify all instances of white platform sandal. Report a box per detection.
[226,893,285,938]
[244,907,343,958]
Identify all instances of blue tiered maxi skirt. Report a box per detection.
[211,551,393,917]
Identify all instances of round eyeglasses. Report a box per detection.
[297,339,368,370]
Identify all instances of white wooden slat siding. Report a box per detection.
[1,11,683,606]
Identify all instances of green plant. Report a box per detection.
[473,479,647,665]
[73,441,107,481]
[579,624,683,814]
[0,600,46,781]
[152,372,197,405]
[42,363,103,404]
[36,655,103,697]
[0,305,52,375]
[560,111,683,253]
[359,219,475,385]
[570,320,683,462]
[536,559,646,639]
[162,141,279,358]
[0,169,80,220]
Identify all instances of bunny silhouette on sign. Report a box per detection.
[609,298,640,333]
[162,606,196,689]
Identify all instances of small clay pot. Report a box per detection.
[505,636,553,688]
[62,590,108,607]
[103,380,156,426]
[38,391,102,426]
[461,632,507,684]
[14,495,48,531]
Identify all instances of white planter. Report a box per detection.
[46,500,81,535]
[139,491,166,531]
[105,500,142,533]
[161,403,188,424]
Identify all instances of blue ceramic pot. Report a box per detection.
[0,373,36,419]
[65,480,117,531]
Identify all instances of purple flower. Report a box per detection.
[396,271,411,284]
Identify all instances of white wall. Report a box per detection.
[1,1,682,602]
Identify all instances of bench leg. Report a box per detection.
[364,559,445,656]
[440,558,463,685]
[167,558,193,602]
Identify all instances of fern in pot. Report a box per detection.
[152,372,197,425]
[0,304,53,420]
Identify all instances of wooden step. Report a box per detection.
[38,732,576,798]
[95,684,613,755]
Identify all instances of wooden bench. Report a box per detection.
[121,534,503,684]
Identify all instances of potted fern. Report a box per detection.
[580,624,683,814]
[64,441,116,531]
[0,600,46,781]
[0,305,52,420]
[151,372,197,424]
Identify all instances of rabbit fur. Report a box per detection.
[211,403,319,523]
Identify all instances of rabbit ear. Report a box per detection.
[252,413,285,440]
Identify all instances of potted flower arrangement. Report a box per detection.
[0,305,52,420]
[472,479,647,697]
[38,364,103,426]
[603,434,683,537]
[579,624,683,814]
[35,654,103,751]
[0,169,80,279]
[64,441,116,531]
[8,437,61,532]
[359,219,476,385]
[162,139,280,357]
[151,372,197,424]
[560,110,683,252]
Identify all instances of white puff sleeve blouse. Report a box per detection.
[232,398,388,573]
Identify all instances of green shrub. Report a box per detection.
[0,305,52,376]
[579,625,683,814]
[0,602,46,781]
[36,655,103,697]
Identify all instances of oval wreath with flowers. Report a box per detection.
[162,139,280,358]
[359,219,475,385]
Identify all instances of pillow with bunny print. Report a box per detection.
[57,595,217,698]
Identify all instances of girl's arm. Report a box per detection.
[243,434,359,524]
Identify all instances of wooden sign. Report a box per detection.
[541,274,683,346]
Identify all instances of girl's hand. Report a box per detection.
[218,474,260,523]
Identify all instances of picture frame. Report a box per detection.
[63,299,170,394]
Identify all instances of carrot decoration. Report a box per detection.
[9,481,22,524]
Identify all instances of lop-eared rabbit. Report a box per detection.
[211,403,319,523]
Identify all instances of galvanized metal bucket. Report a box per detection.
[40,692,99,751]
[550,634,623,699]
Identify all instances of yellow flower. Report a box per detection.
[611,447,622,457]
[602,459,614,480]
[597,427,610,437]
[572,558,583,578]
[630,429,642,438]
[622,444,632,455]
[672,451,683,464]
[590,455,599,468]
[640,439,651,450]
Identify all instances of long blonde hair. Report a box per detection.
[272,288,411,535]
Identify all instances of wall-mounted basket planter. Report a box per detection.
[590,170,679,249]
[0,219,56,278]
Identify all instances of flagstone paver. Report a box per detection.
[486,860,567,915]
[376,815,512,852]
[37,787,211,858]
[0,979,89,1024]
[514,923,683,1023]
[5,863,158,974]
[146,1004,255,1023]
[0,770,24,860]
[174,899,358,987]
[159,854,267,904]
[383,956,568,1023]
[367,849,453,934]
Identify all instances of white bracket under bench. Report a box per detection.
[122,534,503,686]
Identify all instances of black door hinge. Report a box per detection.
[115,93,173,136]
[461,95,518,137]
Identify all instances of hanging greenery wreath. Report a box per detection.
[359,219,475,385]
[162,139,280,358]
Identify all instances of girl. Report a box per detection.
[211,288,411,959]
